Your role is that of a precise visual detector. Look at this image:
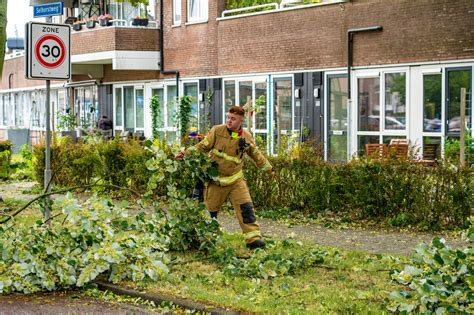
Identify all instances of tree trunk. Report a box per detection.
[0,0,7,76]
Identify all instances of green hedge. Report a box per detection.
[33,139,152,192]
[245,157,472,229]
[32,139,472,229]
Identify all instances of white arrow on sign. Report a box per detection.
[26,22,71,80]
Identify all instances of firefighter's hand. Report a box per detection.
[175,151,184,160]
[266,169,275,177]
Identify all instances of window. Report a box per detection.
[173,0,181,25]
[184,83,198,130]
[108,0,156,25]
[75,86,97,130]
[187,0,208,22]
[385,73,406,130]
[115,87,123,127]
[356,71,407,155]
[148,85,178,143]
[114,85,145,133]
[423,74,442,132]
[223,78,269,151]
[327,75,348,161]
[446,68,471,134]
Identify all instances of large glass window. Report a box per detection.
[136,89,144,129]
[223,78,269,151]
[327,75,348,161]
[108,0,156,24]
[239,81,252,129]
[187,0,208,22]
[114,86,145,133]
[385,73,406,130]
[124,86,135,130]
[224,80,235,115]
[75,86,97,130]
[184,83,198,130]
[166,85,177,128]
[255,82,267,130]
[356,71,407,155]
[151,88,165,138]
[358,77,380,131]
[423,74,442,132]
[173,0,181,25]
[446,68,471,134]
[115,87,123,127]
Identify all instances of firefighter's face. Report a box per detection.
[226,112,243,131]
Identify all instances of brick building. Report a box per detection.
[0,0,472,159]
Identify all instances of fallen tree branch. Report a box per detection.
[0,183,142,225]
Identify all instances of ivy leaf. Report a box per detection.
[432,237,446,249]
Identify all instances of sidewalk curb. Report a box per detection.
[95,281,241,315]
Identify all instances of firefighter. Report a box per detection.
[175,106,272,249]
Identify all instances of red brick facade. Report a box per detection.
[164,0,474,77]
[0,56,62,90]
[71,27,160,55]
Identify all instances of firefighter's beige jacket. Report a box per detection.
[187,124,272,185]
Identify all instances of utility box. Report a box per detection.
[6,128,29,154]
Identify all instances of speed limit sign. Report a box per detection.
[25,22,70,80]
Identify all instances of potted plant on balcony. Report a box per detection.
[72,20,85,31]
[132,15,149,26]
[98,14,113,26]
[86,17,97,29]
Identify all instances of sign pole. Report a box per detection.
[44,16,52,225]
[44,79,51,224]
[26,9,71,226]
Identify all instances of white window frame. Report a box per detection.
[113,84,145,133]
[353,68,409,155]
[187,0,208,23]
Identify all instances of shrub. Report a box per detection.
[0,140,13,180]
[245,158,472,229]
[32,139,152,193]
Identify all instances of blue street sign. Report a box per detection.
[33,2,64,18]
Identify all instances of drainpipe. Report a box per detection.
[347,26,382,158]
[159,0,180,100]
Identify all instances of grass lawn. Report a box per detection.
[123,233,407,314]
[0,198,43,226]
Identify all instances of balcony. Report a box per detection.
[219,0,348,19]
[71,25,160,74]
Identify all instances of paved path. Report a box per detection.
[0,181,469,257]
[217,212,468,256]
[0,291,160,315]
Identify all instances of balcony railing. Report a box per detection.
[220,0,349,19]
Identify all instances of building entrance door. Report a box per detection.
[327,75,348,161]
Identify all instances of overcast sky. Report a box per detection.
[7,1,41,38]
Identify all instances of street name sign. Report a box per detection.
[25,22,71,80]
[33,2,64,18]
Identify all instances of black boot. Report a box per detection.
[210,211,218,219]
[246,239,265,250]
[192,181,204,201]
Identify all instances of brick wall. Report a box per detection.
[71,27,160,55]
[0,56,63,90]
[165,0,474,77]
[160,0,223,77]
[101,64,160,83]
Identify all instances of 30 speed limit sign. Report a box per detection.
[25,22,70,80]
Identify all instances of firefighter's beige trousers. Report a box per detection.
[204,179,261,244]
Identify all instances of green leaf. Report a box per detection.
[432,237,446,249]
